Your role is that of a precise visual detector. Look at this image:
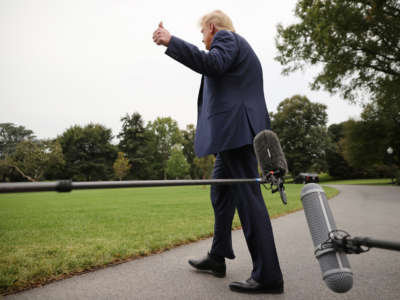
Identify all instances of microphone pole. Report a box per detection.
[326,230,400,254]
[350,237,400,252]
[0,178,266,194]
[0,176,288,205]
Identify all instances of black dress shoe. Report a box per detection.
[188,253,226,278]
[229,278,284,294]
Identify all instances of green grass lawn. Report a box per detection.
[0,184,338,294]
[322,178,393,185]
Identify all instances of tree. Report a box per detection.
[166,147,190,179]
[58,124,117,181]
[194,155,215,179]
[5,140,64,182]
[181,124,201,179]
[326,122,359,178]
[327,101,399,180]
[118,113,155,179]
[113,152,131,180]
[0,123,35,159]
[0,159,10,182]
[340,101,399,177]
[271,95,329,176]
[146,117,182,179]
[275,0,400,103]
[361,98,400,166]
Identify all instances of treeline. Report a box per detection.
[1,95,398,184]
[271,95,399,183]
[274,0,400,183]
[0,114,214,182]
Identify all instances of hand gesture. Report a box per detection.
[152,22,171,47]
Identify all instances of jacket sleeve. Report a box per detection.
[165,30,239,77]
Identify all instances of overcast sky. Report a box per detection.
[0,0,362,140]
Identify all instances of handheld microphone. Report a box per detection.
[253,130,288,177]
[253,130,288,205]
[301,183,353,293]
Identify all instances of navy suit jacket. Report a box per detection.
[166,30,270,157]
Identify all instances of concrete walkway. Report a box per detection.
[5,185,400,300]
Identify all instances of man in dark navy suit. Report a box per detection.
[153,10,283,294]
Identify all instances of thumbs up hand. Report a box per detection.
[153,21,171,47]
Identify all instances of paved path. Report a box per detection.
[5,185,400,300]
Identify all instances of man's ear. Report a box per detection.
[209,23,216,34]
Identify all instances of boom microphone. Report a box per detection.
[253,130,288,177]
[301,183,353,293]
[253,130,288,205]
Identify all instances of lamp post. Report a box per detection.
[387,147,394,184]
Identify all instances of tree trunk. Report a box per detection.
[11,165,36,182]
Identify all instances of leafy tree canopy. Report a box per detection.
[326,122,359,178]
[117,112,155,179]
[194,155,215,180]
[275,0,400,103]
[166,147,190,179]
[146,117,182,179]
[0,123,35,158]
[181,124,201,179]
[271,95,329,176]
[341,100,399,170]
[58,124,117,181]
[5,139,64,182]
[113,152,131,180]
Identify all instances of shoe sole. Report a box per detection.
[229,285,284,294]
[188,261,226,278]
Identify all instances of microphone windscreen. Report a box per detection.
[253,130,288,176]
[301,183,353,293]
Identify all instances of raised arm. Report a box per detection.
[165,30,239,77]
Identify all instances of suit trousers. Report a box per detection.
[209,144,283,284]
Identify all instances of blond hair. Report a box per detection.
[200,10,235,32]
